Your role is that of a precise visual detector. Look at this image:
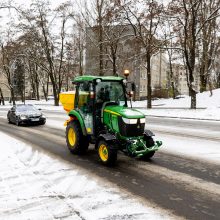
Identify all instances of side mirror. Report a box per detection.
[128,91,134,98]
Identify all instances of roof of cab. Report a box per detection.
[72,75,124,82]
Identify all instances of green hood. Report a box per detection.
[104,105,145,119]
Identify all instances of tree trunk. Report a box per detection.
[217,73,220,88]
[98,15,104,76]
[171,81,176,99]
[10,88,16,105]
[79,50,83,76]
[42,85,48,101]
[0,88,5,105]
[112,53,117,76]
[190,88,196,109]
[200,73,207,92]
[146,54,152,109]
[169,59,176,99]
[99,40,104,76]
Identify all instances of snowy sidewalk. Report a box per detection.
[0,132,172,220]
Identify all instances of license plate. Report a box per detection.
[31,118,39,121]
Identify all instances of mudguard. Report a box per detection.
[144,129,155,137]
[68,109,87,136]
[95,133,117,149]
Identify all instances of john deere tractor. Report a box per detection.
[60,75,162,165]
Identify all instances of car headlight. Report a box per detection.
[41,114,46,119]
[122,117,137,124]
[20,115,27,120]
[140,118,146,123]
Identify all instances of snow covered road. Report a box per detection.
[0,106,220,219]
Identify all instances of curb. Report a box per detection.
[144,115,220,122]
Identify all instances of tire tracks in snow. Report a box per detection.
[0,118,220,219]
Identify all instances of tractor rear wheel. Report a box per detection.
[66,120,89,154]
[141,137,155,160]
[97,140,117,166]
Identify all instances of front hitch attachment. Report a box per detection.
[127,138,162,158]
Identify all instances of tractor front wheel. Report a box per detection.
[97,140,117,166]
[141,137,155,160]
[66,120,89,154]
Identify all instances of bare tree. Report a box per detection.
[121,0,164,108]
[18,0,72,105]
[70,14,87,76]
[0,43,16,105]
[198,0,220,93]
[160,14,179,99]
[169,0,220,109]
[78,0,114,76]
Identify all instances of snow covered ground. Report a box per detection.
[0,89,220,219]
[132,88,220,120]
[1,88,220,120]
[0,132,172,220]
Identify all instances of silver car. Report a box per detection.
[7,104,46,126]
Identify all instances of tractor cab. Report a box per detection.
[60,75,162,165]
[72,76,128,137]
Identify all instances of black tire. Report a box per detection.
[66,120,89,154]
[40,121,46,125]
[15,118,20,126]
[7,116,11,124]
[141,137,155,160]
[97,139,117,166]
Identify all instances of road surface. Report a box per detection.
[0,108,219,219]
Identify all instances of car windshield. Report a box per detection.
[96,81,126,106]
[16,105,37,112]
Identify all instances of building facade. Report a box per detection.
[171,63,200,95]
[0,72,11,100]
[85,25,168,100]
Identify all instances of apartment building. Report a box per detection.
[0,72,11,100]
[139,51,167,99]
[171,63,199,95]
[85,24,168,100]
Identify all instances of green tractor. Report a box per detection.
[60,75,162,165]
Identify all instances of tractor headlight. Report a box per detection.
[122,117,137,124]
[140,118,146,123]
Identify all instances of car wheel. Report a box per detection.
[16,118,20,126]
[7,117,12,124]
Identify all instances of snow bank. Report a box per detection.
[0,132,172,220]
[132,89,220,120]
[1,88,220,120]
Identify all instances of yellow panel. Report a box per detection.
[59,91,75,112]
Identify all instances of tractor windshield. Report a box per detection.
[96,81,127,106]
